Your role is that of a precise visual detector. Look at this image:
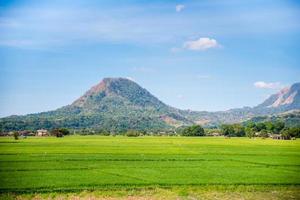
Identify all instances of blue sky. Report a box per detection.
[0,0,300,117]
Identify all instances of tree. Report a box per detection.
[57,128,70,135]
[256,123,266,132]
[273,121,285,134]
[232,124,245,137]
[220,124,235,137]
[259,129,269,138]
[280,128,292,140]
[51,128,70,137]
[288,127,300,138]
[181,125,205,136]
[126,130,140,137]
[13,131,19,140]
[245,127,255,138]
[264,121,274,132]
[51,129,63,137]
[280,127,300,139]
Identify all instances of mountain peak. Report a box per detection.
[256,82,300,109]
[71,77,167,110]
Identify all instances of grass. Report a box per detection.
[0,136,299,199]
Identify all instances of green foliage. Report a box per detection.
[244,120,286,137]
[0,78,186,132]
[220,124,245,137]
[273,121,285,134]
[51,128,70,137]
[247,111,300,129]
[255,123,266,132]
[204,128,222,136]
[126,130,140,137]
[258,129,269,138]
[280,127,300,139]
[181,125,204,136]
[13,131,19,140]
[245,126,255,138]
[1,78,299,133]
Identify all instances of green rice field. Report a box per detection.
[0,136,299,199]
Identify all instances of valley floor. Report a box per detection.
[0,136,299,199]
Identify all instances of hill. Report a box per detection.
[0,78,299,132]
[246,110,300,127]
[0,78,191,132]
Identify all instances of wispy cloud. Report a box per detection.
[254,81,283,89]
[183,37,219,51]
[175,4,185,12]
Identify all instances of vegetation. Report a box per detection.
[1,78,299,133]
[215,121,300,139]
[126,130,140,137]
[13,131,19,140]
[50,128,70,137]
[2,185,299,200]
[180,125,205,136]
[220,124,245,137]
[248,110,300,128]
[0,136,299,196]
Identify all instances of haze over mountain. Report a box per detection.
[0,78,299,132]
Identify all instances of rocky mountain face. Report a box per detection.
[256,83,300,110]
[0,78,299,131]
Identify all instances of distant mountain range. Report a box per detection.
[0,78,299,132]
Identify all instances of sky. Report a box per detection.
[0,0,300,117]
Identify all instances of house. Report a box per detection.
[271,134,283,140]
[271,134,292,140]
[19,130,35,137]
[36,129,49,136]
[211,132,221,137]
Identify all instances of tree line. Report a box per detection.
[4,120,300,140]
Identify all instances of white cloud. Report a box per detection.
[183,37,219,51]
[254,81,282,89]
[176,4,185,12]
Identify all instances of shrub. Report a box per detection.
[181,125,205,136]
[126,130,140,137]
[51,128,70,137]
[13,131,19,140]
[258,129,269,138]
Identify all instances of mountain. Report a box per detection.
[246,110,300,127]
[0,78,192,132]
[183,82,300,126]
[0,78,299,132]
[255,82,300,111]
